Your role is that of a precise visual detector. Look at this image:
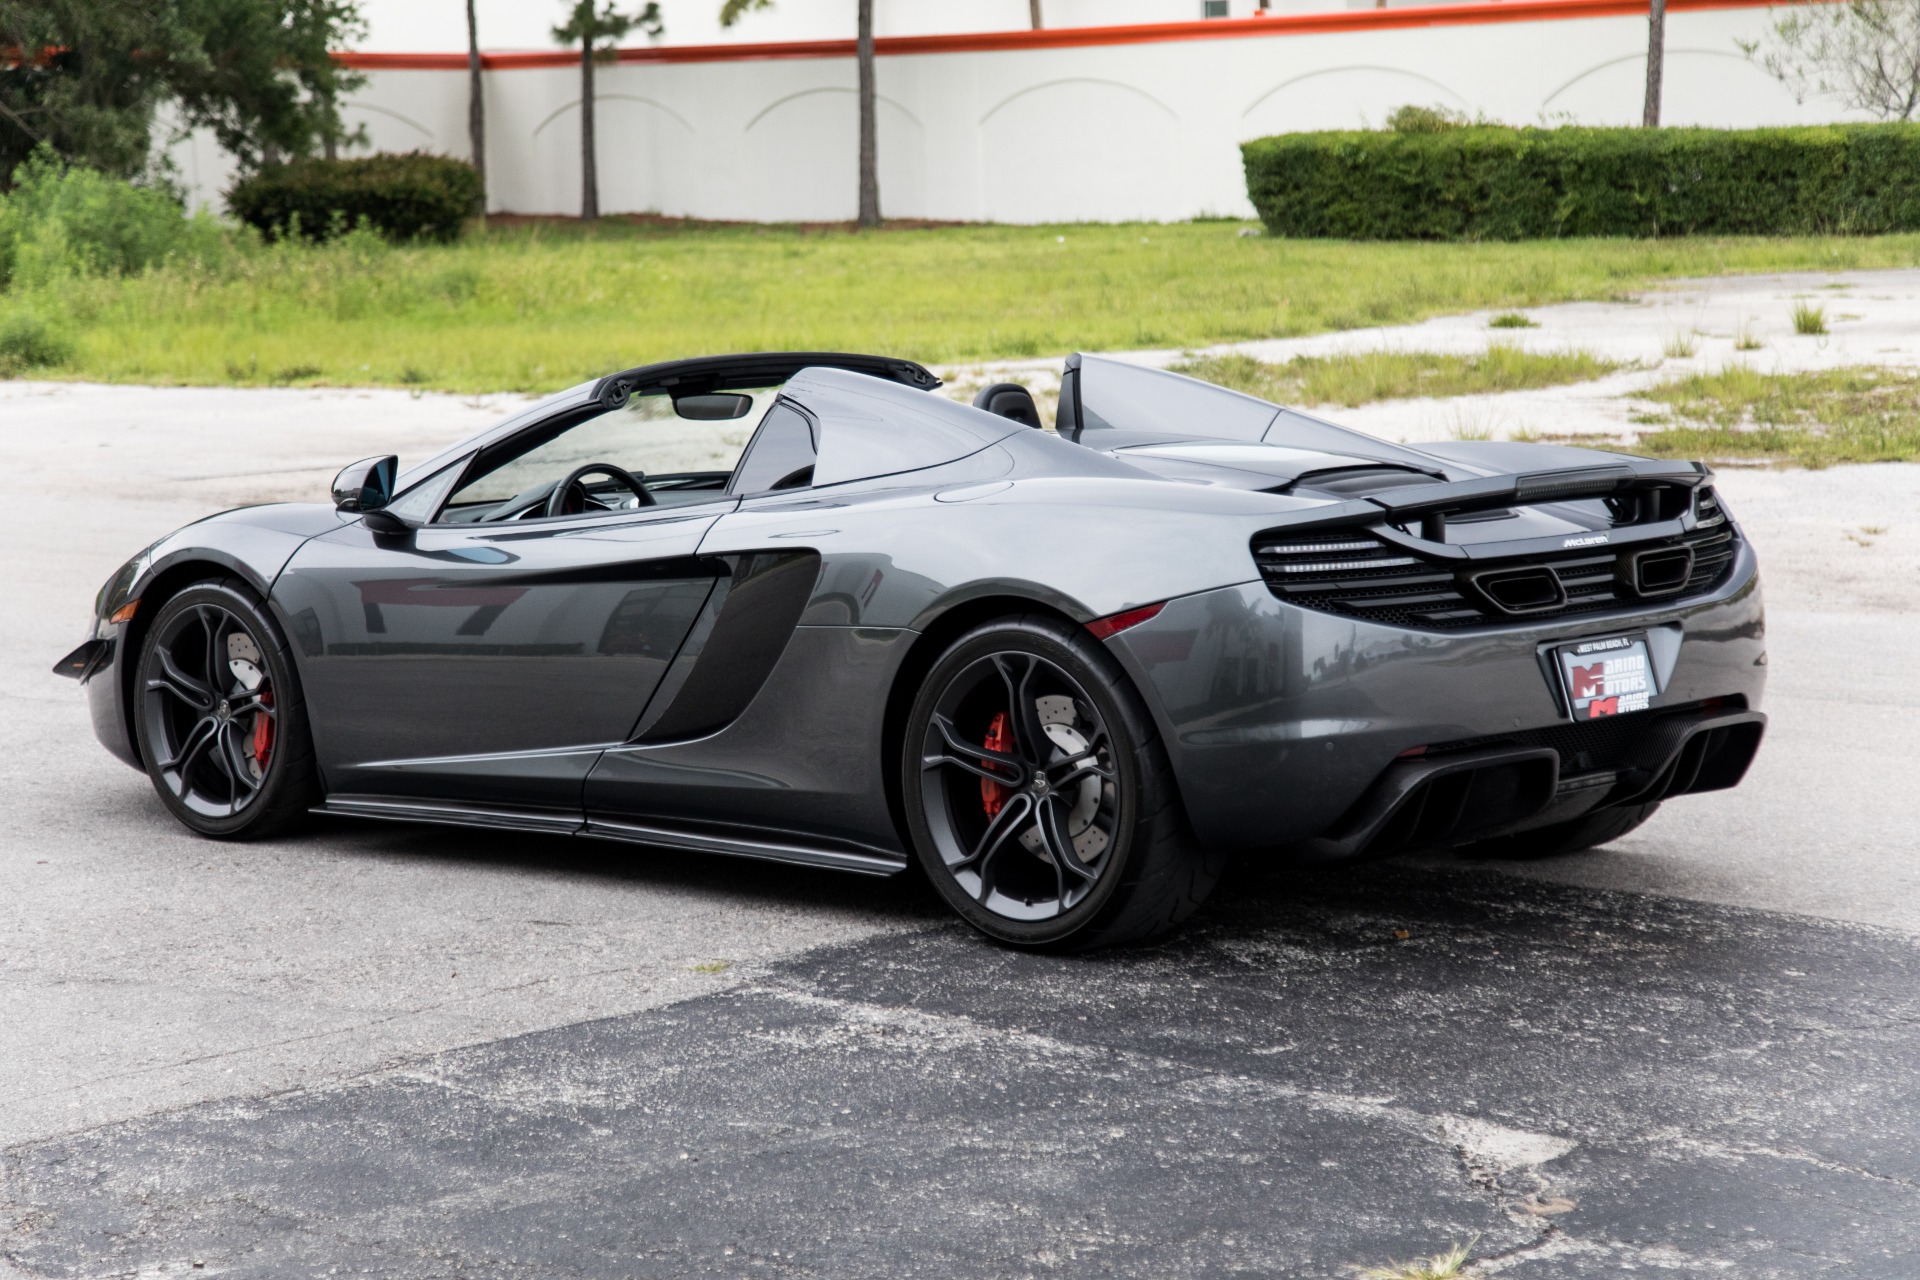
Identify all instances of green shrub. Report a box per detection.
[1242,124,1920,240]
[228,153,481,243]
[1385,104,1471,134]
[0,148,221,288]
[0,309,76,372]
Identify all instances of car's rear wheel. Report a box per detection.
[902,613,1222,950]
[1454,801,1661,861]
[135,579,320,839]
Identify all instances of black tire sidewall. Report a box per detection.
[902,615,1154,948]
[134,580,311,839]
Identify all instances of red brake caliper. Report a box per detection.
[252,688,275,771]
[980,711,1012,818]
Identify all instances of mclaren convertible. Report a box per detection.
[58,352,1766,949]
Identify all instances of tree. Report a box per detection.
[553,0,662,221]
[720,0,879,227]
[1644,0,1666,126]
[466,0,486,214]
[1740,0,1920,120]
[0,0,367,185]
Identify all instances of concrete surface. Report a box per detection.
[4,286,1918,1276]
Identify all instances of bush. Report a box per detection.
[0,309,76,372]
[228,153,481,243]
[0,148,221,288]
[1242,123,1920,240]
[1385,104,1471,134]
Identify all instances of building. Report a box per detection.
[171,0,1867,224]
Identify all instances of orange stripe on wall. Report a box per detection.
[336,0,1790,72]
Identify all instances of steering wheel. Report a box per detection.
[545,463,654,518]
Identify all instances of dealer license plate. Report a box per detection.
[1552,633,1657,721]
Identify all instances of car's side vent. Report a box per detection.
[1254,496,1741,630]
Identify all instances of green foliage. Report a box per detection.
[1242,123,1920,240]
[1488,311,1538,328]
[1791,300,1829,333]
[1386,104,1471,134]
[0,306,73,371]
[0,0,367,183]
[227,153,482,243]
[553,0,662,50]
[0,147,224,288]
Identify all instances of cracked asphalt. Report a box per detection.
[5,381,1919,1278]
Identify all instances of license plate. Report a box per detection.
[1553,633,1657,720]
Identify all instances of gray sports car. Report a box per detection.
[58,352,1766,949]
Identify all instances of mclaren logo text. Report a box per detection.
[1562,534,1610,549]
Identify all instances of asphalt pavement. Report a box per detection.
[4,380,1918,1278]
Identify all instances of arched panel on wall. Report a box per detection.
[1239,66,1471,138]
[530,95,698,216]
[979,80,1180,223]
[742,89,928,221]
[1541,50,1818,126]
[341,101,437,154]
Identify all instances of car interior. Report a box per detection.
[411,384,812,524]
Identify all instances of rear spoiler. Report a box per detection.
[1267,460,1715,552]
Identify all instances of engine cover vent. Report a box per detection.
[1252,488,1738,630]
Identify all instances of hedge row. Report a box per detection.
[228,152,480,242]
[1241,124,1920,240]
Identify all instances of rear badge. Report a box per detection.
[1552,633,1657,720]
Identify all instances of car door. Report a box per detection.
[272,390,768,815]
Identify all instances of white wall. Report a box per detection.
[178,6,1869,223]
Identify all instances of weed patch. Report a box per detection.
[1630,365,1920,466]
[1174,345,1620,407]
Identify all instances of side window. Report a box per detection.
[729,402,818,496]
[435,390,776,523]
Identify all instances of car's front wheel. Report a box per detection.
[134,579,320,838]
[902,613,1222,950]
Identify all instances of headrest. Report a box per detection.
[972,382,1043,430]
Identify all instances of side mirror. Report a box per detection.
[333,456,408,533]
[674,393,754,421]
[333,455,398,514]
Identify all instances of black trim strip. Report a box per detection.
[582,818,906,876]
[315,796,583,834]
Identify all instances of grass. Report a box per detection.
[1487,311,1537,329]
[1662,332,1698,358]
[1629,365,1920,466]
[1791,300,1829,335]
[1356,1241,1473,1280]
[7,219,1920,393]
[1173,345,1621,408]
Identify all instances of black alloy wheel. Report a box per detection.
[135,580,319,838]
[904,613,1222,950]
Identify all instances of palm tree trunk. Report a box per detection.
[466,0,486,215]
[856,0,879,228]
[1642,0,1665,127]
[580,37,599,220]
[1029,0,1043,28]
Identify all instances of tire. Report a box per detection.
[901,612,1223,951]
[134,578,320,839]
[1454,802,1661,861]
